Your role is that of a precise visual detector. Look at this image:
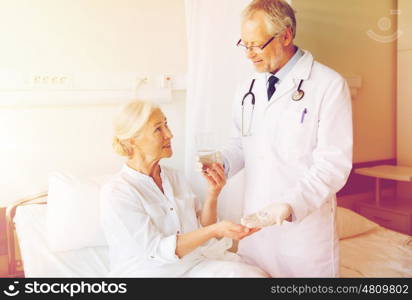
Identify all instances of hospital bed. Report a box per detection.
[6,193,412,278]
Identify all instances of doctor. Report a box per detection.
[216,0,353,277]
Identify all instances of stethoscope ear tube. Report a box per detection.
[241,79,256,136]
[242,79,256,105]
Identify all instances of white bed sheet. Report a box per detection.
[340,227,412,277]
[14,203,412,278]
[14,203,109,277]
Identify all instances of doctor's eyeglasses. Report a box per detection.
[236,30,284,54]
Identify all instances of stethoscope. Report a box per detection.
[241,78,305,136]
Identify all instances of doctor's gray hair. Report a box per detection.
[242,0,297,38]
[112,100,159,157]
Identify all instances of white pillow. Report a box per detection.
[47,172,110,252]
[336,206,379,240]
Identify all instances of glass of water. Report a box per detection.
[195,133,223,167]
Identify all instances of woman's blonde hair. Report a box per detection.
[112,100,159,157]
[242,0,297,38]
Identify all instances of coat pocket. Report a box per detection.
[273,108,316,160]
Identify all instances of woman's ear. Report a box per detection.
[123,139,135,157]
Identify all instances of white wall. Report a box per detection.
[0,0,187,206]
[0,0,187,72]
[293,0,397,163]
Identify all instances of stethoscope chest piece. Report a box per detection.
[292,79,305,101]
[292,90,304,101]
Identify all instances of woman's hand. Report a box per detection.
[213,220,261,241]
[175,220,260,258]
[199,163,226,227]
[202,163,226,197]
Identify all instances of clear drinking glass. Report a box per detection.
[195,133,223,167]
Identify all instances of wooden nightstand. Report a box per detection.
[0,206,8,276]
[0,206,24,277]
[354,165,412,235]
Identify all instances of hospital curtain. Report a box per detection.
[184,0,252,222]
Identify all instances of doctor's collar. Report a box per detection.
[265,47,303,84]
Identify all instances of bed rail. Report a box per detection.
[5,192,48,277]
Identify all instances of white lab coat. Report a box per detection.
[100,164,267,277]
[222,50,353,277]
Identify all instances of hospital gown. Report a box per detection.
[100,164,267,277]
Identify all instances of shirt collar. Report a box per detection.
[122,163,153,182]
[122,163,174,199]
[265,46,303,84]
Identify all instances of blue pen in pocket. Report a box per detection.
[300,108,308,124]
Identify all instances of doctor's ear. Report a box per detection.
[281,27,294,47]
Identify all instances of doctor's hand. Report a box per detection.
[202,163,226,196]
[241,202,292,228]
[213,220,260,241]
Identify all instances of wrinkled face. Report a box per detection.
[240,11,290,73]
[132,109,173,161]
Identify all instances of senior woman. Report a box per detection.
[100,100,267,277]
